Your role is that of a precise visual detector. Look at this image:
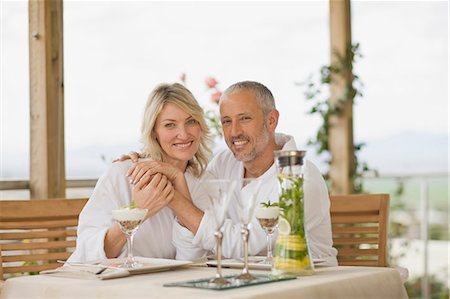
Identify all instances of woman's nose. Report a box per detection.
[177,126,189,139]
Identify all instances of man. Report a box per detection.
[125,81,337,266]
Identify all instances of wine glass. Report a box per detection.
[203,179,237,286]
[111,207,148,268]
[255,205,280,264]
[234,178,263,282]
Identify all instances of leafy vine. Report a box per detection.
[299,43,377,193]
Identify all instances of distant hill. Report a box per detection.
[358,131,448,175]
[1,131,448,180]
[303,131,448,175]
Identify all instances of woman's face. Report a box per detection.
[154,103,202,165]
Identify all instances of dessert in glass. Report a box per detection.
[112,206,148,268]
[255,204,280,264]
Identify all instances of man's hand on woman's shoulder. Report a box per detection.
[112,151,141,163]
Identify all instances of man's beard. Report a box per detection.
[229,128,270,162]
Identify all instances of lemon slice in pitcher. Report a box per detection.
[278,217,291,235]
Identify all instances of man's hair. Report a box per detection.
[140,83,212,177]
[221,81,276,116]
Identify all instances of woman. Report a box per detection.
[68,83,211,263]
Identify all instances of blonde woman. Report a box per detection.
[68,83,211,263]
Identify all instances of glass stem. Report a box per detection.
[126,234,134,264]
[241,226,250,274]
[267,232,273,260]
[215,231,224,279]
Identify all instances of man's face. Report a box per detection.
[219,90,270,162]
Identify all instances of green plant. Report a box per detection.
[299,42,376,193]
[121,201,137,209]
[405,274,450,299]
[277,174,305,236]
[259,200,279,208]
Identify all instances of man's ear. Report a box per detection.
[267,109,279,131]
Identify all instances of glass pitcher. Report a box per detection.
[272,150,314,276]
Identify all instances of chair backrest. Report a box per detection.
[330,194,389,267]
[0,198,88,280]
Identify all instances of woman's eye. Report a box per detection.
[186,119,197,125]
[164,123,176,128]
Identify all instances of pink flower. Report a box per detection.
[211,91,222,104]
[179,72,186,83]
[205,77,218,88]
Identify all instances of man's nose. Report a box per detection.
[230,121,242,136]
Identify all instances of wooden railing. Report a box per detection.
[0,179,97,191]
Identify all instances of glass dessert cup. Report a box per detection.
[204,179,237,286]
[234,178,262,282]
[255,206,280,264]
[112,207,148,268]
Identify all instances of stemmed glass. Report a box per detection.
[255,205,280,264]
[112,207,148,268]
[204,179,237,286]
[234,178,262,282]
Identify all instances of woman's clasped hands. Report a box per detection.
[128,160,184,220]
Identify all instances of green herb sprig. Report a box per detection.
[277,174,304,237]
[259,200,279,208]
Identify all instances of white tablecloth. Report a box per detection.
[0,266,409,299]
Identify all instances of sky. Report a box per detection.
[1,0,448,178]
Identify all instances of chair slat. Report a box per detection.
[330,197,384,212]
[0,199,88,220]
[335,248,379,256]
[1,240,76,251]
[333,237,380,245]
[2,251,71,263]
[0,219,78,229]
[332,226,379,234]
[338,260,380,266]
[1,229,77,240]
[330,214,380,224]
[3,263,61,274]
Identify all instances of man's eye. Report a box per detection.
[221,119,231,126]
[240,116,251,121]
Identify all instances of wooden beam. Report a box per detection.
[29,0,66,199]
[329,0,355,194]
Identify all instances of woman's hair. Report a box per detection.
[140,83,212,177]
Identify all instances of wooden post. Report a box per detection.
[329,0,354,194]
[29,0,66,199]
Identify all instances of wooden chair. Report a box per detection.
[330,194,389,267]
[0,198,88,280]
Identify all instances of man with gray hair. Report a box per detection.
[172,80,338,266]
